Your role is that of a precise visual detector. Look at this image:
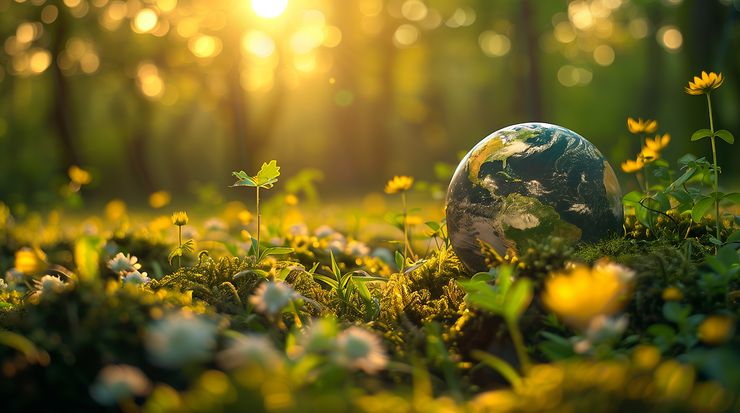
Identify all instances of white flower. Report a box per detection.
[314,225,336,238]
[327,233,347,254]
[574,315,629,354]
[122,270,151,286]
[290,318,338,358]
[145,312,217,368]
[204,218,228,233]
[182,226,200,240]
[90,364,151,406]
[593,261,635,283]
[107,253,141,275]
[334,326,388,374]
[217,334,282,370]
[346,240,370,256]
[288,224,309,237]
[4,268,23,285]
[249,281,298,316]
[33,275,66,296]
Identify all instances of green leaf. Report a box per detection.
[254,160,280,188]
[313,274,339,289]
[715,129,734,144]
[330,251,341,279]
[75,236,103,281]
[722,192,740,204]
[471,350,522,387]
[691,196,714,223]
[503,278,533,323]
[691,129,713,141]
[231,170,257,187]
[666,167,696,191]
[394,250,404,271]
[168,247,182,266]
[181,239,195,254]
[425,221,441,232]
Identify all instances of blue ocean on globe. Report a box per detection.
[445,122,623,272]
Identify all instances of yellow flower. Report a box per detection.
[632,345,661,370]
[627,117,657,135]
[171,211,189,226]
[105,199,128,222]
[697,315,734,345]
[685,71,724,95]
[284,194,299,206]
[662,286,683,301]
[15,247,48,274]
[542,260,634,330]
[238,209,253,225]
[620,157,644,173]
[645,133,671,152]
[149,191,171,209]
[639,146,660,163]
[68,165,92,186]
[384,175,414,194]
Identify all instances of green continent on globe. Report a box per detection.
[446,123,623,272]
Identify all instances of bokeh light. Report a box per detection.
[251,0,288,19]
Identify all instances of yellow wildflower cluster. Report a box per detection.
[621,116,671,174]
[542,260,634,330]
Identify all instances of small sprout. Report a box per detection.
[231,160,281,261]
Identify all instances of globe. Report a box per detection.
[445,122,623,272]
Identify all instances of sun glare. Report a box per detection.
[251,0,288,19]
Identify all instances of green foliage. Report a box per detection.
[232,160,281,189]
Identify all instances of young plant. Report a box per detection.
[313,252,386,320]
[384,175,415,261]
[686,71,734,245]
[169,211,194,268]
[232,160,281,260]
[458,266,533,374]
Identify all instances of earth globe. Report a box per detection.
[445,122,623,272]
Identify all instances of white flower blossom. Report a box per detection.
[288,224,309,237]
[107,253,141,275]
[204,218,228,233]
[217,334,282,370]
[334,326,388,374]
[249,281,298,315]
[122,270,151,286]
[314,225,337,239]
[346,240,370,256]
[145,312,217,368]
[33,275,66,297]
[90,364,151,406]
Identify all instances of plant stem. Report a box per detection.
[256,186,261,261]
[707,93,721,244]
[507,319,531,374]
[178,225,182,268]
[640,136,649,194]
[402,191,411,260]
